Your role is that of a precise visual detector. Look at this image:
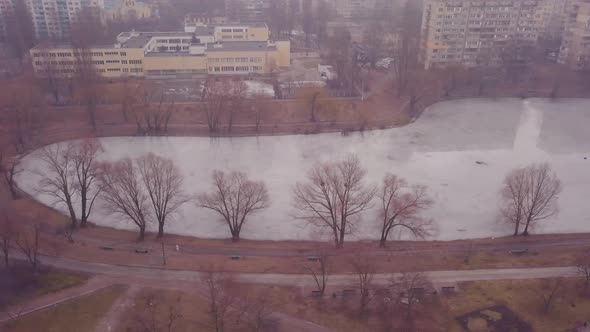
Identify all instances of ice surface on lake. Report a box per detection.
[16,98,590,241]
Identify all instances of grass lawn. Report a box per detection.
[228,283,372,332]
[2,284,124,332]
[435,278,590,332]
[116,288,211,332]
[0,265,89,310]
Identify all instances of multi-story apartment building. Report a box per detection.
[558,0,590,68]
[224,0,270,22]
[420,0,550,69]
[30,23,290,79]
[25,0,104,40]
[0,0,16,40]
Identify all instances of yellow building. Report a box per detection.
[108,0,153,20]
[30,24,290,79]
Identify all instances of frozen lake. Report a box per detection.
[16,98,590,241]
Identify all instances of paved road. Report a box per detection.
[30,254,580,287]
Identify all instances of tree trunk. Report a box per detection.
[80,191,88,227]
[157,222,164,238]
[379,226,389,247]
[513,220,520,236]
[67,203,77,229]
[138,226,145,241]
[522,219,531,236]
[231,231,240,242]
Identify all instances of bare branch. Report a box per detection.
[293,154,375,248]
[137,153,189,238]
[197,170,270,242]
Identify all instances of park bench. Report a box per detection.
[510,249,528,255]
[441,286,456,295]
[342,289,356,296]
[135,249,148,254]
[230,255,241,260]
[99,246,114,251]
[306,256,319,262]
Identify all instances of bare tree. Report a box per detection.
[539,278,563,313]
[202,271,237,332]
[132,89,175,135]
[238,293,278,332]
[132,292,183,332]
[3,90,41,153]
[392,0,421,96]
[137,153,188,238]
[297,87,327,123]
[201,82,227,134]
[1,156,22,200]
[3,0,35,60]
[251,94,269,133]
[227,81,249,133]
[500,163,562,236]
[70,139,103,227]
[303,249,330,296]
[377,174,433,247]
[37,143,78,228]
[576,252,590,292]
[351,253,376,316]
[99,158,151,241]
[70,7,107,131]
[389,272,431,329]
[293,154,375,248]
[198,171,269,242]
[0,206,17,266]
[15,219,43,271]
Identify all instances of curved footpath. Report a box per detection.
[18,254,579,287]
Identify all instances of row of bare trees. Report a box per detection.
[34,141,561,243]
[0,206,45,271]
[36,139,188,240]
[293,154,434,248]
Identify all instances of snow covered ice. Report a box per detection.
[16,98,590,241]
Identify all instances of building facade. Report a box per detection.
[224,0,270,22]
[107,0,151,20]
[26,0,104,39]
[420,0,551,69]
[30,23,290,78]
[558,0,590,68]
[0,0,15,40]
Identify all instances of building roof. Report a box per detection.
[206,41,271,52]
[144,52,205,57]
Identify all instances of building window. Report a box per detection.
[120,52,127,56]
[129,60,142,64]
[121,60,128,64]
[106,60,120,64]
[107,68,121,72]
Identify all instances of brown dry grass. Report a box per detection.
[116,288,211,332]
[2,284,124,332]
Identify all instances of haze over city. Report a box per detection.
[0,0,590,331]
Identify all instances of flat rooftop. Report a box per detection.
[144,52,205,57]
[206,41,272,52]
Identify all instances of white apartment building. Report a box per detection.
[420,0,551,69]
[0,0,16,40]
[558,0,590,68]
[23,0,104,39]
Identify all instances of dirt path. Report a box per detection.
[93,285,140,332]
[0,275,114,323]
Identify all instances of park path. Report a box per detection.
[93,285,140,332]
[0,275,114,323]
